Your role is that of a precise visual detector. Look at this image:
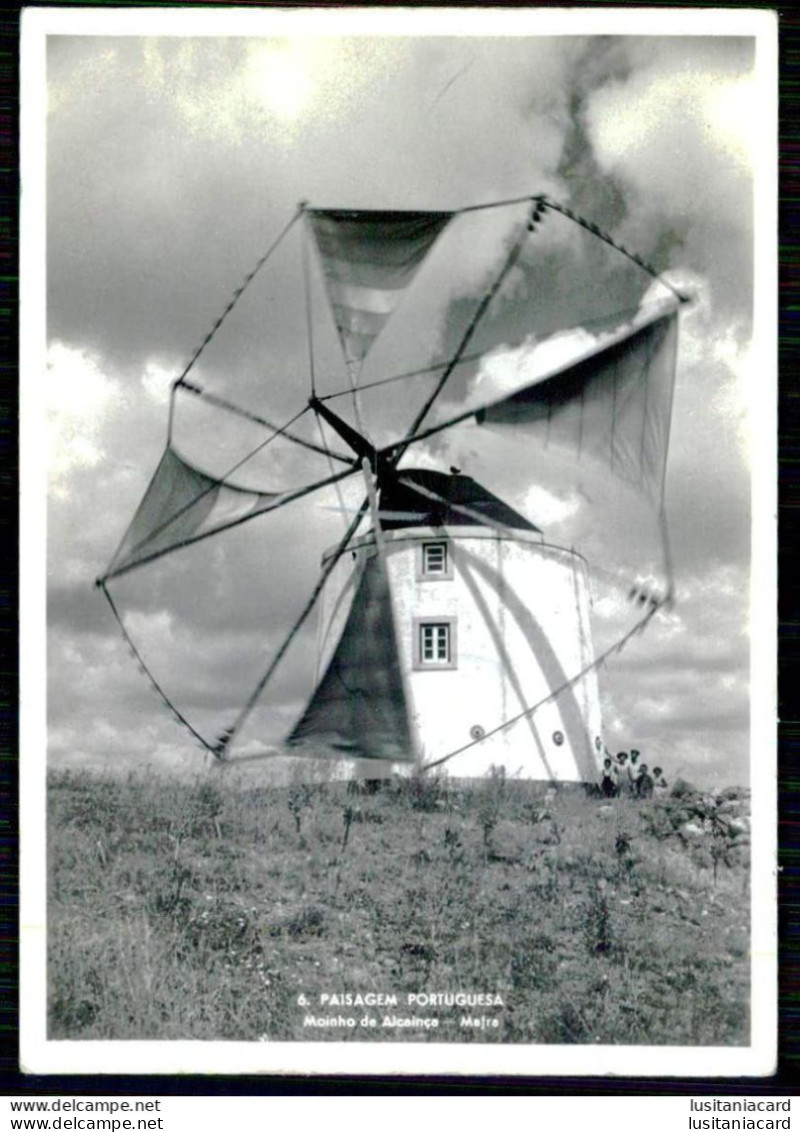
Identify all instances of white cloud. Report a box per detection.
[523,484,581,527]
[595,560,750,784]
[701,73,759,178]
[141,359,176,404]
[465,281,679,413]
[136,37,404,149]
[582,39,755,336]
[586,57,753,225]
[469,325,599,406]
[48,341,122,495]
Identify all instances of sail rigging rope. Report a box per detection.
[171,207,303,397]
[457,193,548,215]
[301,207,317,398]
[541,197,689,304]
[173,381,353,465]
[99,581,217,754]
[421,596,664,775]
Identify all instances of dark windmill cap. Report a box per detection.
[378,469,541,532]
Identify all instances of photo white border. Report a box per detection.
[20,5,778,1078]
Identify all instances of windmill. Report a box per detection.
[97,195,687,781]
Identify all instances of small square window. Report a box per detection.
[414,617,457,670]
[423,542,447,575]
[418,540,452,580]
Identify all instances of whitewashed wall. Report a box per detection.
[316,525,604,782]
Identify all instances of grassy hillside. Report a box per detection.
[47,767,750,1044]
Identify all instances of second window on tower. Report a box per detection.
[414,617,457,669]
[421,622,450,663]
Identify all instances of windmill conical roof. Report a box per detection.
[378,469,540,532]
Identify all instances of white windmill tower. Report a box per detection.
[289,463,604,782]
[98,197,684,781]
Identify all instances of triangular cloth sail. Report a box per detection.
[106,445,282,578]
[307,209,453,375]
[288,554,414,761]
[473,306,679,505]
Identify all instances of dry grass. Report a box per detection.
[47,766,750,1044]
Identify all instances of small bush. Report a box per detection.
[584,886,613,955]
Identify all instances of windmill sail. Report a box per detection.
[106,444,291,579]
[409,301,679,507]
[288,553,414,761]
[307,209,453,375]
[476,304,679,505]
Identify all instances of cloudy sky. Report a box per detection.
[34,11,773,786]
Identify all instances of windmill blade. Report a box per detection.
[103,445,357,582]
[305,208,455,377]
[286,550,416,763]
[384,298,680,507]
[98,194,688,776]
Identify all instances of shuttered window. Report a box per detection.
[422,542,447,576]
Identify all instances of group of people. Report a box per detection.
[600,749,668,799]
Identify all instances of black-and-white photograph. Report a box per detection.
[21,7,776,1077]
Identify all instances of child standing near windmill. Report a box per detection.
[628,750,642,793]
[652,766,669,794]
[636,764,654,798]
[601,757,619,798]
[616,751,630,791]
